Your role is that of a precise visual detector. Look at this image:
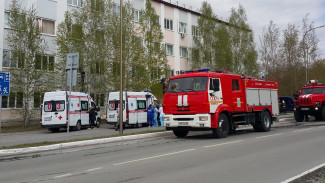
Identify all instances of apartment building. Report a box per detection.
[0,0,202,121]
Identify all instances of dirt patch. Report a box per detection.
[290,165,325,183]
[1,121,42,133]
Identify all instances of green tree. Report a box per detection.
[6,0,51,126]
[192,2,216,69]
[138,0,168,87]
[259,21,281,79]
[213,23,233,70]
[228,4,258,76]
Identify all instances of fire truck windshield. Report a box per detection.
[302,88,325,94]
[167,77,208,93]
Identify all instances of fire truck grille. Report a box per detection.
[300,98,311,105]
[174,118,194,121]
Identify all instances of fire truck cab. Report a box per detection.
[163,69,279,138]
[294,80,325,122]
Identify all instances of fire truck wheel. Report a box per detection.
[75,121,81,131]
[173,130,189,138]
[137,123,143,128]
[212,113,229,138]
[254,111,271,132]
[294,111,304,122]
[321,107,325,121]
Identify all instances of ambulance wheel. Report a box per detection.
[294,110,304,122]
[75,121,81,131]
[137,123,143,128]
[212,113,229,138]
[96,118,100,128]
[254,111,271,132]
[173,130,188,138]
[50,128,60,133]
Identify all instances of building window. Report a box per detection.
[166,44,173,56]
[34,92,44,108]
[133,9,141,22]
[113,3,120,14]
[164,18,173,30]
[68,0,83,7]
[38,18,55,35]
[4,12,10,27]
[3,50,25,68]
[179,22,187,33]
[192,25,199,36]
[2,96,8,109]
[180,47,188,58]
[35,54,55,71]
[8,92,23,109]
[2,50,10,68]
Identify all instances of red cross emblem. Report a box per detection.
[58,115,62,120]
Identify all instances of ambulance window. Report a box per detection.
[81,101,88,111]
[44,100,65,112]
[232,79,240,91]
[137,100,146,109]
[109,101,125,110]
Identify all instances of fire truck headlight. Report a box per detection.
[199,116,208,121]
[315,101,320,107]
[315,107,319,111]
[164,117,170,121]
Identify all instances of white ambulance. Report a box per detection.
[41,91,100,132]
[106,91,160,128]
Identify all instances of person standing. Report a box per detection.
[153,105,158,127]
[159,104,164,126]
[89,106,97,129]
[147,104,154,127]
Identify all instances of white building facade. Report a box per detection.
[0,0,202,121]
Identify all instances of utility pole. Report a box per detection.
[119,0,123,135]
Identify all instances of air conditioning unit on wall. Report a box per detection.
[180,33,185,38]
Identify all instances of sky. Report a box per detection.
[177,0,325,58]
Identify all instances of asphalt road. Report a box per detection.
[0,120,325,183]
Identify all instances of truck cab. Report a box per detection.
[294,80,325,122]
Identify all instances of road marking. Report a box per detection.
[292,129,311,133]
[281,162,325,183]
[256,133,282,139]
[113,149,196,166]
[86,167,103,172]
[53,173,72,179]
[204,140,244,148]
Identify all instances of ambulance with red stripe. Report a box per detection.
[163,69,279,138]
[41,91,100,132]
[106,91,160,128]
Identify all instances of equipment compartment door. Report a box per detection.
[231,78,245,112]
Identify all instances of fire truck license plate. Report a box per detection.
[302,108,309,111]
[178,122,188,126]
[109,115,115,118]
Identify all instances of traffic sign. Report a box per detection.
[0,72,10,96]
[66,52,79,69]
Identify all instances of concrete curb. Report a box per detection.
[0,131,173,156]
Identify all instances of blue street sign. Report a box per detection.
[0,72,10,96]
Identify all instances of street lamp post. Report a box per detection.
[119,0,123,135]
[302,25,325,83]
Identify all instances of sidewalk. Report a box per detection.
[0,113,295,156]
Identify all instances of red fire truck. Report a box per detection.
[163,69,279,138]
[294,80,325,122]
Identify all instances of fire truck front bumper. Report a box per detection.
[164,114,211,129]
[294,106,323,115]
